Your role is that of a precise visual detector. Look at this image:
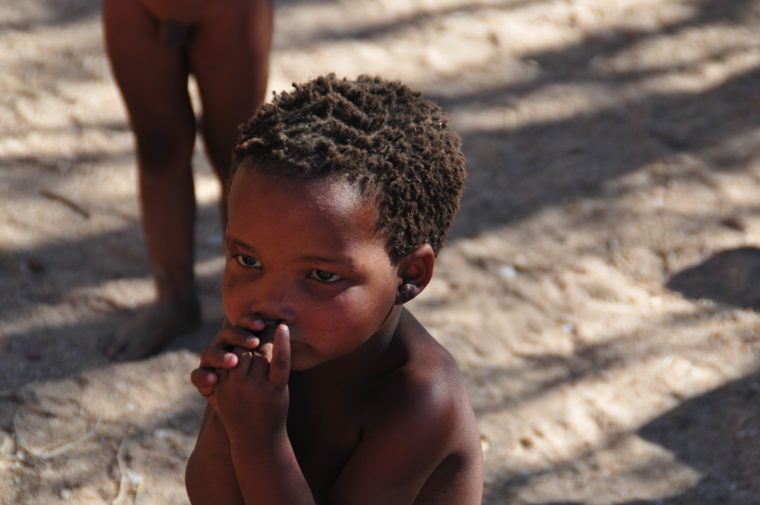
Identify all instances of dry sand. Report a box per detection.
[2,0,760,503]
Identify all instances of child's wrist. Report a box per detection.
[228,424,290,458]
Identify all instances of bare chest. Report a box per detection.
[287,389,363,500]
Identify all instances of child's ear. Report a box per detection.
[394,243,435,305]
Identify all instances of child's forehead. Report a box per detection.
[235,166,367,204]
[227,167,396,261]
[231,166,381,231]
[302,176,365,210]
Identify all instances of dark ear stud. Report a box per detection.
[394,283,419,305]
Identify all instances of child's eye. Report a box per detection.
[233,254,261,269]
[308,269,342,283]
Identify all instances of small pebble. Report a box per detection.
[499,265,518,280]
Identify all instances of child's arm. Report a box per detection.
[214,324,315,505]
[185,405,245,505]
[185,318,267,505]
[214,324,470,505]
[328,369,466,505]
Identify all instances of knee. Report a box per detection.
[134,127,196,173]
[200,128,235,173]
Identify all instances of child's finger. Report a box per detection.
[268,324,291,387]
[232,350,253,378]
[190,368,218,391]
[197,385,215,398]
[249,342,273,381]
[231,345,255,357]
[200,346,238,370]
[234,314,267,333]
[212,319,261,350]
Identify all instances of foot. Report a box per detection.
[103,296,202,361]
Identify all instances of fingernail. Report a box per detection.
[243,314,265,324]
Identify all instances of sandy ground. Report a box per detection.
[2,0,760,503]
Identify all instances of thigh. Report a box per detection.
[188,0,273,171]
[103,0,196,162]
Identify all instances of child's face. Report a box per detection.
[223,167,400,371]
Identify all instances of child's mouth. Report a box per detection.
[225,319,285,355]
[257,319,284,344]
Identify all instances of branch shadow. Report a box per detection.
[4,0,760,503]
[0,283,223,394]
[0,356,208,504]
[275,0,545,49]
[366,0,757,239]
[451,76,759,241]
[633,370,760,504]
[667,247,760,311]
[0,191,226,392]
[480,369,760,505]
[464,302,756,504]
[0,0,100,31]
[465,304,727,418]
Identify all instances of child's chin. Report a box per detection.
[289,345,319,371]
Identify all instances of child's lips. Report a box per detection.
[242,319,287,344]
[258,320,281,344]
[235,319,306,350]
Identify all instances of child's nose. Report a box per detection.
[249,277,296,322]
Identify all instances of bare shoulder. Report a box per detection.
[385,309,478,428]
[379,308,471,402]
[345,309,483,505]
[388,310,472,386]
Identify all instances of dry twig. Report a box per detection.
[38,189,91,219]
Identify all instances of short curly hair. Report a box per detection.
[232,74,466,261]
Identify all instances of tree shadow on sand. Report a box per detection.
[667,247,760,311]
[480,369,760,505]
[4,0,759,376]
[0,190,225,392]
[634,250,760,503]
[509,372,760,505]
[481,248,760,504]
[0,0,100,31]
[428,0,760,239]
[490,249,760,505]
[5,1,760,502]
[631,370,760,505]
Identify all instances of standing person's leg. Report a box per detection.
[189,0,273,223]
[103,0,201,361]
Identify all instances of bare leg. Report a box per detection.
[190,0,273,224]
[102,0,201,361]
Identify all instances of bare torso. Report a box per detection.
[286,310,483,505]
[186,310,483,505]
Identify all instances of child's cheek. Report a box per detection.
[315,287,378,332]
[221,269,244,317]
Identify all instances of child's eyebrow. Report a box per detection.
[225,237,356,267]
[223,236,254,251]
[298,254,354,266]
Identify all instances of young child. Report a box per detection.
[185,74,484,505]
[101,0,273,360]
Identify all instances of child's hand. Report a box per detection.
[190,317,265,410]
[214,324,291,443]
